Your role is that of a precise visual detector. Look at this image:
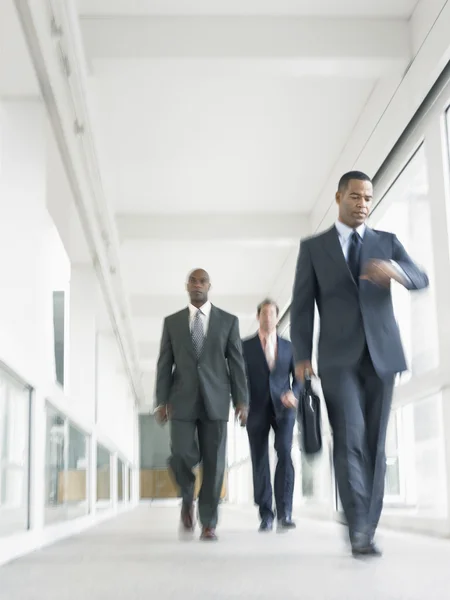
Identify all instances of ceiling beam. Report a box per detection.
[80,17,410,73]
[130,293,266,317]
[116,213,309,242]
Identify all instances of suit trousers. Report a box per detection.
[320,348,394,542]
[247,401,295,521]
[168,397,227,529]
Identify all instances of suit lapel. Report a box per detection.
[272,336,283,372]
[250,333,270,372]
[199,305,219,359]
[323,225,357,289]
[178,307,196,358]
[360,227,380,272]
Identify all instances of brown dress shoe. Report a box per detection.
[180,503,195,532]
[200,527,218,541]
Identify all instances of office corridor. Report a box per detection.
[0,504,449,600]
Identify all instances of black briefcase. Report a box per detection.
[297,374,322,455]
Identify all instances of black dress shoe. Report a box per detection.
[259,517,273,532]
[277,517,296,532]
[200,527,218,541]
[367,542,382,557]
[351,537,382,558]
[180,502,195,532]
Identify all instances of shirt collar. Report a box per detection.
[335,220,366,242]
[189,301,211,317]
[258,329,277,344]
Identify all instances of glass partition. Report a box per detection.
[45,406,90,524]
[371,146,438,381]
[118,459,124,503]
[0,369,31,537]
[96,444,111,509]
[128,466,132,502]
[385,412,401,499]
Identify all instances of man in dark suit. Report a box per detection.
[242,299,301,533]
[154,268,248,541]
[291,171,429,557]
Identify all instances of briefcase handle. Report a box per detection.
[304,369,312,391]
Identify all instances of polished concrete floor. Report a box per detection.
[1,504,449,599]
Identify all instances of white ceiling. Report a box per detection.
[75,1,415,406]
[77,0,419,19]
[91,69,374,214]
[0,0,39,96]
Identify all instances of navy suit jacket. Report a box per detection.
[242,334,301,421]
[290,226,429,378]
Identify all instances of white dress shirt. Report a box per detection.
[188,301,212,335]
[258,329,277,370]
[335,220,409,284]
[335,220,366,260]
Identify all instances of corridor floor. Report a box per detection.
[0,504,449,599]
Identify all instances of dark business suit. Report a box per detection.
[243,334,301,521]
[155,305,248,528]
[290,225,428,542]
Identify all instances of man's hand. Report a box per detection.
[281,391,297,409]
[295,360,315,384]
[235,405,248,427]
[154,404,170,425]
[360,259,404,287]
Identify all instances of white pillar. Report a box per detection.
[68,266,98,422]
[0,100,49,538]
[425,119,450,527]
[0,100,51,385]
[133,407,140,504]
[89,430,98,516]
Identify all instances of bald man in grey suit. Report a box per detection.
[155,269,248,541]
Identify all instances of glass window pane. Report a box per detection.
[385,412,401,498]
[118,459,124,503]
[392,394,447,516]
[45,408,89,524]
[372,145,438,381]
[0,372,30,537]
[128,466,132,502]
[97,444,111,509]
[52,291,65,388]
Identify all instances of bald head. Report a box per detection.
[186,268,211,307]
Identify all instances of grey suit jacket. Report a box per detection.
[290,225,429,378]
[155,305,249,421]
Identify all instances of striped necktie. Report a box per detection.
[191,309,204,358]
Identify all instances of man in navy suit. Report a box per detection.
[291,171,429,557]
[242,299,301,532]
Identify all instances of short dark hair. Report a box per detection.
[338,171,372,193]
[257,298,279,317]
[186,268,210,282]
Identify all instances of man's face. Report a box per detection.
[258,303,278,333]
[336,179,373,228]
[186,269,210,305]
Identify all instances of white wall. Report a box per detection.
[96,332,136,460]
[0,100,54,387]
[0,98,139,566]
[67,266,97,423]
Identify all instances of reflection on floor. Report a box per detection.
[1,504,450,599]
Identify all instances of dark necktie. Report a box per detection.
[347,230,362,284]
[191,309,205,358]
